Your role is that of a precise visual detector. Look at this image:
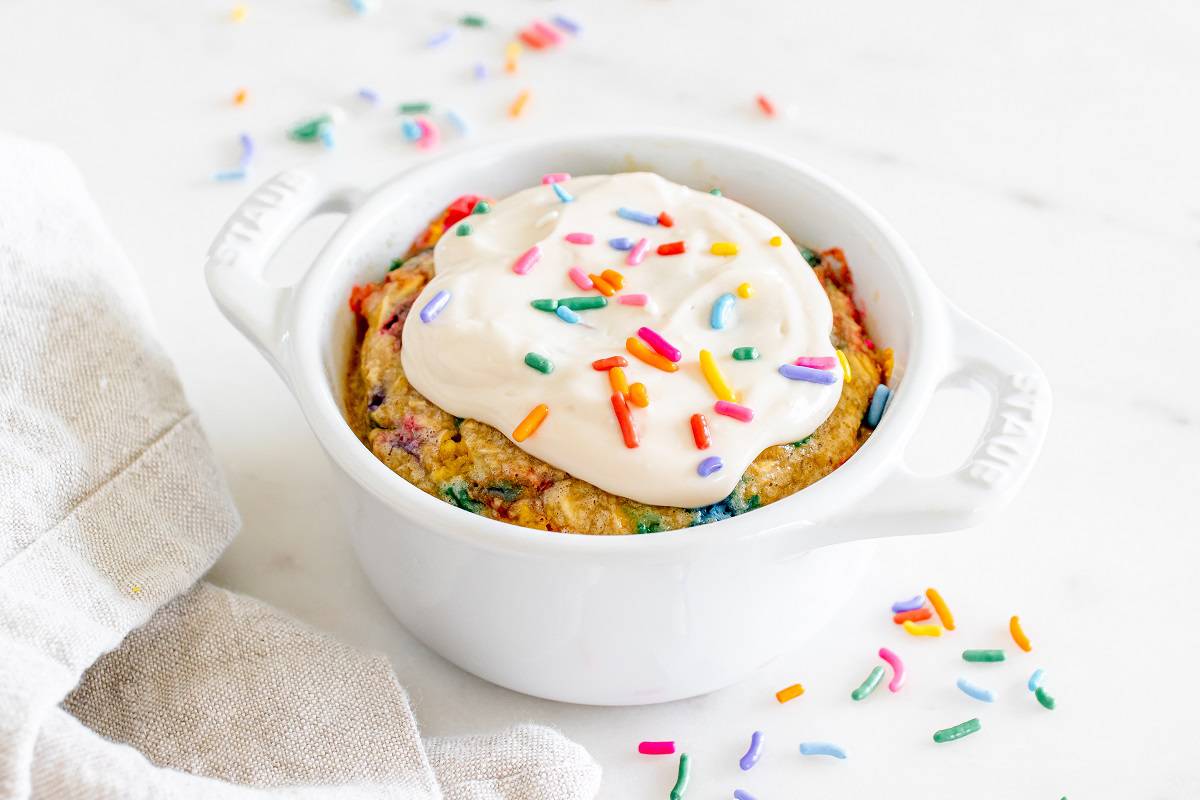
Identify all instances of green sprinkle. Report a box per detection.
[801,247,821,267]
[486,483,523,502]
[632,512,663,534]
[731,346,759,361]
[459,14,486,26]
[398,102,431,114]
[388,257,407,272]
[530,298,558,312]
[851,665,885,701]
[556,296,608,311]
[524,352,554,374]
[933,717,981,743]
[708,188,722,196]
[442,480,482,513]
[670,753,690,800]
[1035,686,1056,710]
[962,649,1006,663]
[288,115,331,141]
[456,223,471,236]
[473,200,491,214]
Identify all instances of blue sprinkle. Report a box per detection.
[710,293,735,330]
[865,384,891,428]
[778,364,838,384]
[608,237,634,251]
[350,0,367,13]
[446,109,469,135]
[733,792,757,800]
[697,456,723,477]
[891,595,924,613]
[552,183,573,203]
[317,122,335,149]
[555,305,581,324]
[799,742,847,759]
[426,28,453,47]
[1028,668,1045,692]
[419,290,451,323]
[551,14,581,34]
[616,207,659,226]
[213,169,246,182]
[473,62,488,80]
[358,87,380,104]
[238,133,256,168]
[956,677,996,703]
[401,118,422,141]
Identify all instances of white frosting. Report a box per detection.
[400,173,841,508]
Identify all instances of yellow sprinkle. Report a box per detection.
[836,349,851,382]
[769,235,782,247]
[627,337,678,373]
[699,349,736,402]
[513,403,548,442]
[629,382,649,408]
[736,282,754,299]
[710,242,738,256]
[233,88,248,105]
[609,366,629,396]
[775,683,805,703]
[505,41,521,73]
[881,347,895,383]
[230,4,247,21]
[509,89,531,118]
[902,620,943,637]
[130,584,142,594]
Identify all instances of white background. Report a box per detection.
[2,1,1198,797]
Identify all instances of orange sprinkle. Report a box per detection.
[629,382,649,407]
[626,337,678,373]
[756,94,777,116]
[609,366,629,396]
[589,274,615,296]
[509,89,531,118]
[601,269,625,289]
[925,587,956,631]
[775,683,805,703]
[1010,615,1032,652]
[610,392,639,448]
[233,88,248,105]
[512,404,549,442]
[893,607,933,624]
[505,42,521,73]
[592,356,628,371]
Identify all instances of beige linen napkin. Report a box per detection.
[0,135,600,800]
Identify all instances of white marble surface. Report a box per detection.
[2,1,1198,796]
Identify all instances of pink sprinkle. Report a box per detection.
[542,172,571,184]
[619,293,649,306]
[714,400,754,422]
[564,232,594,244]
[636,326,681,362]
[626,237,649,266]
[794,356,837,369]
[512,245,541,275]
[568,267,593,290]
[532,21,563,45]
[415,117,439,150]
[879,646,906,692]
[637,741,676,755]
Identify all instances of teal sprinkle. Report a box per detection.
[801,247,821,267]
[633,512,664,534]
[473,200,491,214]
[443,480,482,513]
[456,223,471,236]
[709,188,722,196]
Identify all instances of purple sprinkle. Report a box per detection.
[473,62,488,80]
[419,289,450,322]
[891,595,924,613]
[426,28,453,47]
[739,731,764,771]
[238,133,255,168]
[358,87,380,104]
[551,15,581,34]
[697,456,723,477]
[734,791,757,800]
[778,364,838,384]
[608,237,634,251]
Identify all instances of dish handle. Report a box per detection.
[205,168,364,377]
[813,303,1052,548]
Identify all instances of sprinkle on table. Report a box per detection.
[932,718,982,744]
[418,290,450,323]
[892,594,925,612]
[473,61,488,80]
[696,456,723,477]
[509,89,531,117]
[231,5,248,22]
[739,731,764,771]
[617,207,660,226]
[956,677,996,703]
[551,14,581,34]
[504,41,521,73]
[756,94,777,117]
[446,110,469,135]
[1028,668,1045,692]
[893,607,932,624]
[426,28,454,47]
[233,88,248,105]
[851,665,885,701]
[1035,685,1056,710]
[1010,615,1033,652]
[512,403,549,442]
[699,349,736,401]
[638,741,675,755]
[710,242,738,256]
[732,347,759,361]
[627,337,678,372]
[799,742,846,759]
[524,352,554,374]
[459,14,486,26]
[879,647,906,692]
[690,413,710,449]
[670,753,690,800]
[962,649,1006,663]
[926,588,956,630]
[902,620,942,637]
[399,101,432,114]
[775,683,805,703]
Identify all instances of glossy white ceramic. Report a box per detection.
[206,131,1051,705]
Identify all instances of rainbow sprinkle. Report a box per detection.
[627,238,649,266]
[636,327,682,362]
[568,268,593,290]
[512,245,541,275]
[697,456,723,477]
[713,400,753,422]
[552,183,573,203]
[555,305,581,324]
[779,364,837,384]
[419,290,450,323]
[710,293,735,329]
[608,237,634,250]
[699,349,736,401]
[617,207,659,226]
[619,293,649,306]
[565,232,594,244]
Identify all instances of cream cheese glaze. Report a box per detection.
[400,172,841,507]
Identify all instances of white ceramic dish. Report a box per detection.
[206,131,1051,705]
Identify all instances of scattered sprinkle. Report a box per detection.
[710,242,738,256]
[512,245,541,275]
[893,607,933,624]
[473,200,491,214]
[962,649,1006,663]
[592,356,627,371]
[459,14,486,26]
[426,28,454,47]
[851,665,885,701]
[865,384,891,427]
[779,364,838,384]
[214,169,246,182]
[956,678,995,703]
[524,352,554,374]
[902,620,942,637]
[657,241,686,256]
[697,455,723,477]
[629,382,649,408]
[619,293,649,306]
[512,403,549,442]
[455,223,471,236]
[775,683,805,703]
[509,89,531,117]
[1028,668,1045,692]
[565,232,594,244]
[794,356,838,370]
[637,326,682,362]
[542,172,571,184]
[552,183,574,203]
[555,305,581,324]
[892,595,925,613]
[617,207,659,226]
[734,791,756,800]
[401,118,423,141]
[737,282,754,299]
[609,237,634,250]
[446,109,469,135]
[933,718,981,744]
[532,21,563,45]
[415,117,440,149]
[739,731,764,771]
[690,413,710,449]
[611,391,639,448]
[1010,615,1032,652]
[879,647,906,692]
[473,62,488,80]
[709,188,722,196]
[731,347,759,361]
[836,349,852,382]
[714,400,753,422]
[551,14,581,34]
[601,269,625,289]
[799,742,846,759]
[419,290,451,323]
[926,588,956,630]
[756,94,777,117]
[568,267,593,290]
[289,114,331,142]
[627,338,678,372]
[670,753,690,800]
[1035,686,1056,710]
[699,349,737,401]
[710,293,736,329]
[230,5,247,22]
[589,273,615,296]
[608,366,629,396]
[358,87,380,104]
[399,101,432,114]
[800,247,821,267]
[638,741,675,755]
[658,211,675,227]
[504,41,521,73]
[769,235,782,247]
[233,88,248,105]
[558,296,607,311]
[530,298,557,312]
[627,237,649,266]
